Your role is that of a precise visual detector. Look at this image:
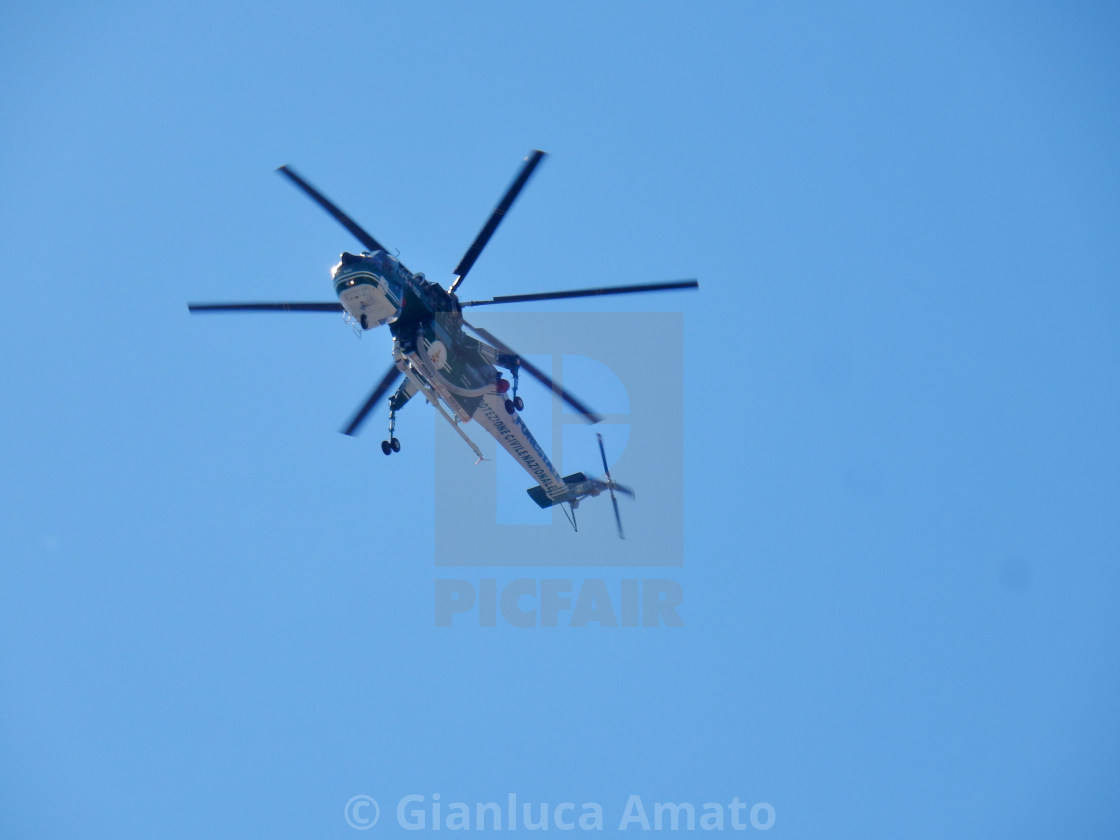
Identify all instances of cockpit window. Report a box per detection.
[370,252,398,275]
[332,252,403,302]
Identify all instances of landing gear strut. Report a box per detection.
[504,363,525,414]
[382,409,401,455]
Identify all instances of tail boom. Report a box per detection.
[525,472,632,509]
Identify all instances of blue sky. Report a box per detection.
[2,1,1119,837]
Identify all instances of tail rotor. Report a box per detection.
[597,433,629,540]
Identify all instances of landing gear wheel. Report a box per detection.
[381,440,392,456]
[504,399,515,415]
[390,437,401,453]
[360,313,369,329]
[513,396,524,411]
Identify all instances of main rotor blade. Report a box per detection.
[460,279,700,307]
[342,364,403,436]
[449,150,546,294]
[277,165,388,254]
[463,320,601,424]
[189,302,343,313]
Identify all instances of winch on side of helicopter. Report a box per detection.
[189,150,698,538]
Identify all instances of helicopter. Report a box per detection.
[189,150,698,538]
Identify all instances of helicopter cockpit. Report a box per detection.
[331,251,405,330]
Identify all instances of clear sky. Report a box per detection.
[2,1,1119,837]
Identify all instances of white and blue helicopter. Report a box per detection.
[189,151,698,537]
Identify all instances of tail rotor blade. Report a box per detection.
[597,432,625,540]
[450,150,546,294]
[277,165,388,254]
[610,494,624,540]
[342,364,403,436]
[608,482,635,498]
[597,432,612,477]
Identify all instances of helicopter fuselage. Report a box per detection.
[333,250,571,505]
[188,152,680,534]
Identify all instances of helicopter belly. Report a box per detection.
[339,284,398,328]
[474,394,569,504]
[404,343,488,423]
